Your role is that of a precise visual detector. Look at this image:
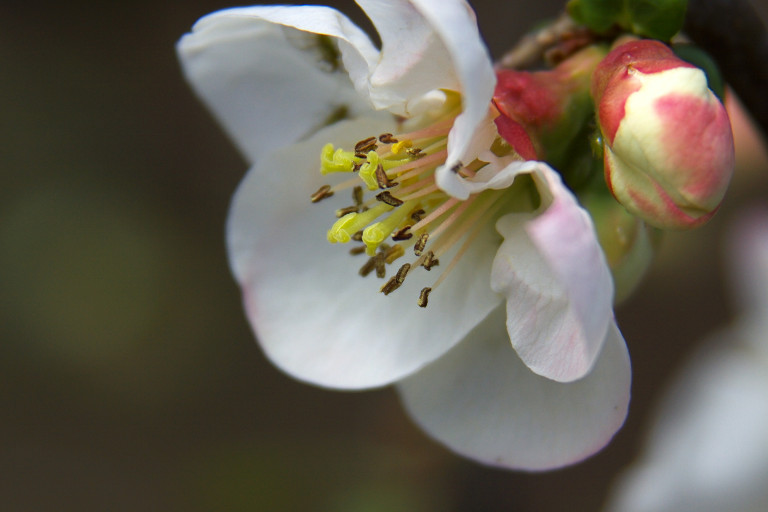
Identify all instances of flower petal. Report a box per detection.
[354,0,496,199]
[397,306,631,470]
[228,118,503,390]
[491,164,614,382]
[177,5,378,163]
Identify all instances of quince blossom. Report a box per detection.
[178,0,630,470]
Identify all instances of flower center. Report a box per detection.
[311,103,532,307]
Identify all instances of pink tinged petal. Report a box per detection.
[397,306,631,471]
[177,5,378,163]
[228,118,502,390]
[653,93,734,210]
[491,164,614,382]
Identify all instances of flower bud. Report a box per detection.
[592,40,735,230]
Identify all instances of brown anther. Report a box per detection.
[374,254,386,278]
[376,191,404,207]
[349,245,366,255]
[392,226,413,241]
[352,230,364,242]
[417,287,432,308]
[375,164,396,189]
[378,133,398,144]
[352,186,364,206]
[354,151,367,159]
[406,147,424,158]
[380,276,401,295]
[414,233,429,256]
[352,162,363,172]
[450,161,464,173]
[335,206,359,218]
[310,184,334,203]
[422,251,439,270]
[395,263,411,283]
[355,136,378,154]
[410,209,426,221]
[383,244,405,264]
[381,263,411,295]
[359,257,377,277]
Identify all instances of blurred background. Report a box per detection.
[1,1,766,510]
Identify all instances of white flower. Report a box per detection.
[178,0,631,470]
[605,208,768,511]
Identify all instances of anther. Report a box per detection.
[310,184,334,203]
[380,263,411,295]
[450,161,464,173]
[352,186,364,207]
[352,230,364,242]
[417,287,432,308]
[376,191,404,207]
[355,136,377,154]
[410,209,426,221]
[406,147,424,158]
[379,133,398,144]
[336,205,359,218]
[374,254,386,278]
[349,245,366,255]
[395,263,411,283]
[383,244,405,264]
[359,257,377,277]
[375,164,396,189]
[392,226,413,241]
[414,233,429,256]
[422,251,439,270]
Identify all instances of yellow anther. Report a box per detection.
[358,151,381,190]
[320,143,359,174]
[391,139,413,155]
[361,201,416,254]
[327,203,391,244]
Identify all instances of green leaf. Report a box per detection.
[567,0,688,40]
[627,0,688,40]
[567,0,623,33]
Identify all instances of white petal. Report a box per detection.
[228,118,502,390]
[355,0,496,199]
[606,341,768,512]
[177,5,378,163]
[491,164,614,382]
[397,306,630,470]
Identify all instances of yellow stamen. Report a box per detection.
[362,200,417,254]
[327,203,392,243]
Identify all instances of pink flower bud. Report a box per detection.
[592,40,735,229]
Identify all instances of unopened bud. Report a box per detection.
[592,40,735,230]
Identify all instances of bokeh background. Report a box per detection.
[1,1,767,510]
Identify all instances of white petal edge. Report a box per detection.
[491,163,614,382]
[177,5,378,163]
[384,0,497,200]
[397,305,630,471]
[228,118,503,390]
